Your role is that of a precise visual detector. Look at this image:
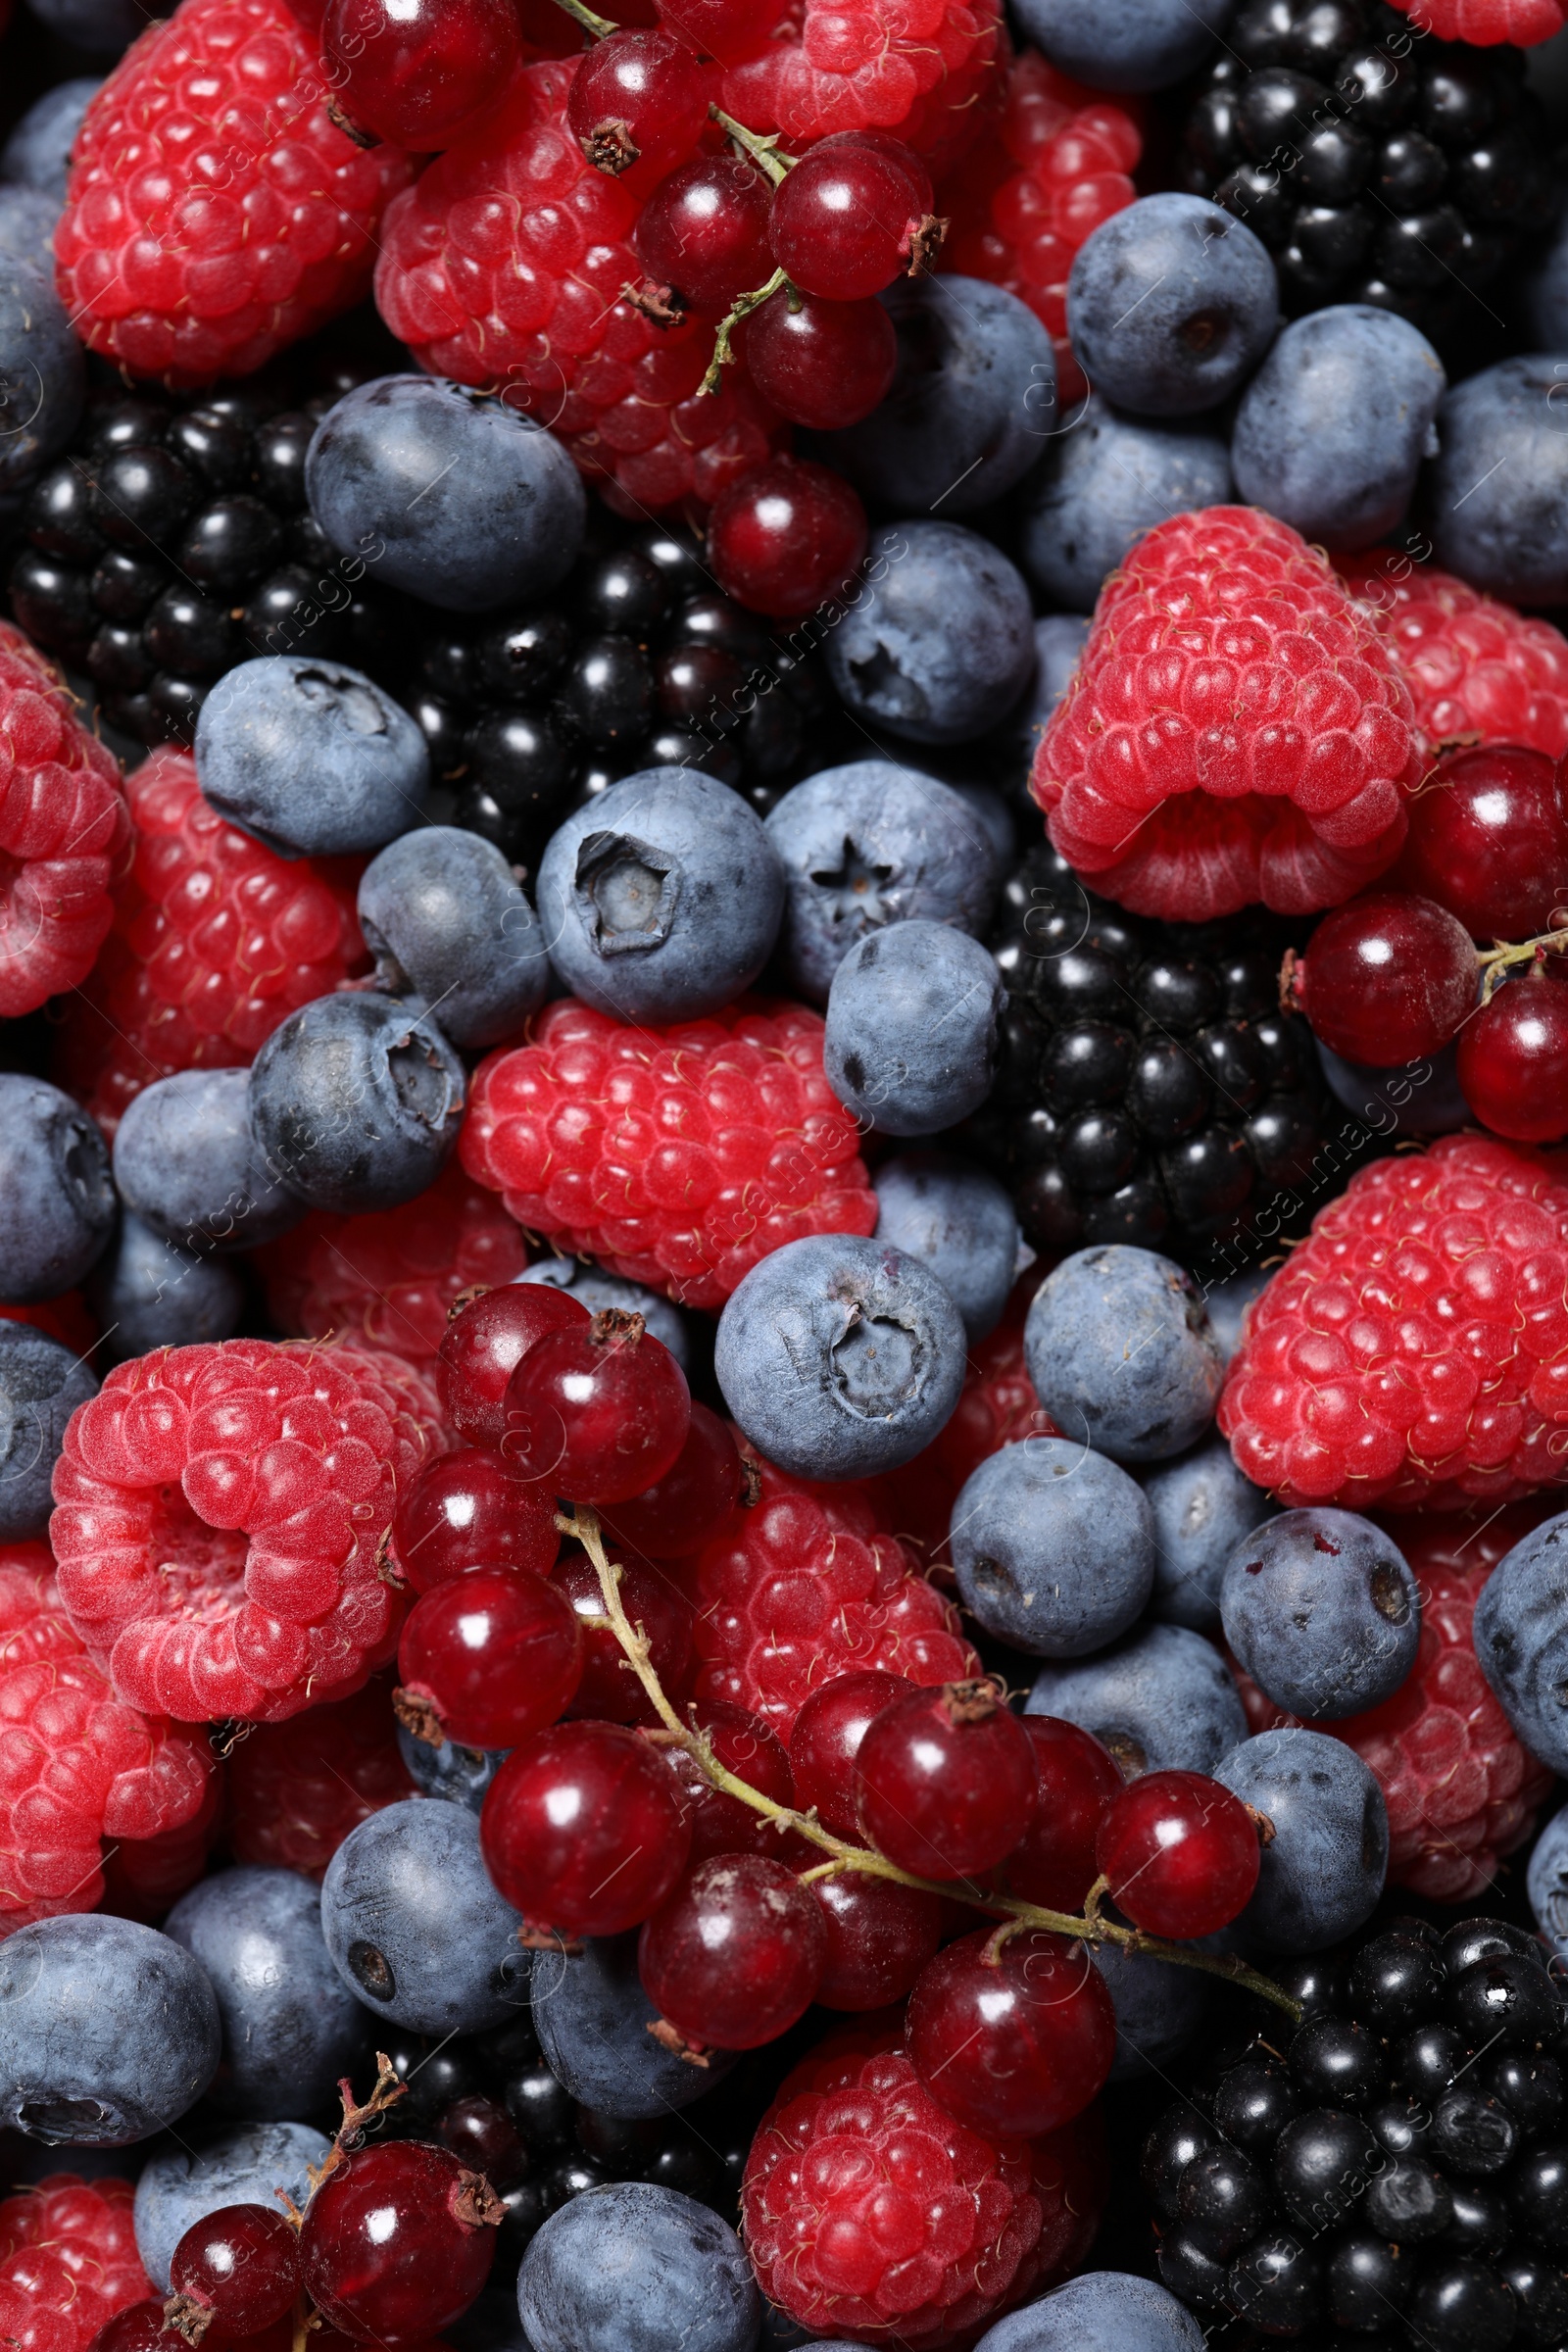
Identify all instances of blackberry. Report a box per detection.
[1176,0,1556,349]
[969,841,1327,1254]
[1142,1918,1568,2352]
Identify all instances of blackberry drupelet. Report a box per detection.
[971,842,1326,1254]
[1176,0,1555,348]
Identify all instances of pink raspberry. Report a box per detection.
[0,2176,150,2352]
[720,0,1008,169]
[1339,549,1568,760]
[461,997,876,1312]
[226,1678,414,1880]
[49,1341,446,1726]
[1031,506,1424,921]
[1381,0,1564,40]
[54,0,413,387]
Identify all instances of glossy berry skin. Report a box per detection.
[323,0,522,148]
[565,29,710,186]
[907,1927,1117,2138]
[397,1569,582,1751]
[503,1310,690,1504]
[856,1680,1038,1881]
[768,135,934,301]
[742,292,899,431]
[655,0,776,63]
[708,458,868,619]
[638,1853,826,2050]
[658,1699,796,1863]
[1290,894,1478,1065]
[1096,1770,1260,1938]
[597,1404,742,1560]
[299,2140,497,2345]
[392,1446,561,1592]
[553,1551,692,1726]
[1457,968,1568,1144]
[438,1284,589,1447]
[1394,745,1568,942]
[634,157,774,314]
[789,1670,911,1840]
[168,2204,300,2338]
[481,1721,691,1936]
[810,1872,944,2011]
[997,1716,1126,1913]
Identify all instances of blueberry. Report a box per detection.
[1527,1798,1568,1956]
[951,1437,1154,1656]
[0,79,101,198]
[113,1069,304,1254]
[824,920,1004,1137]
[18,0,144,52]
[306,378,586,614]
[359,827,549,1051]
[1214,1730,1388,1953]
[1220,1507,1420,1721]
[822,276,1057,513]
[164,1865,371,2124]
[1472,1510,1568,1775]
[535,770,784,1024]
[1003,615,1092,781]
[0,258,84,496]
[1140,1437,1276,1633]
[514,1263,690,1371]
[248,993,465,1215]
[195,658,429,858]
[970,2272,1206,2352]
[1066,196,1280,418]
[1020,397,1232,613]
[530,1936,738,2121]
[1527,208,1568,352]
[0,188,60,268]
[1026,1621,1249,1777]
[87,1213,244,1363]
[1013,0,1227,86]
[1023,1244,1223,1462]
[872,1152,1021,1343]
[1093,1943,1211,2082]
[320,1796,529,2035]
[0,1321,95,1541]
[396,1724,509,1813]
[516,2184,759,2352]
[134,2121,330,2290]
[714,1232,966,1480]
[1427,357,1568,604]
[1200,1265,1269,1366]
[0,1916,220,2144]
[764,759,1001,1004]
[823,521,1036,746]
[0,1074,115,1303]
[1315,1036,1471,1137]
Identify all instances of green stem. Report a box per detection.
[545,0,616,36]
[709,104,796,184]
[699,265,789,396]
[1478,927,1568,1004]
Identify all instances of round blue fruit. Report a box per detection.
[0,1074,116,1304]
[1141,1436,1276,1633]
[320,1795,529,2035]
[972,2271,1206,2352]
[0,80,100,198]
[1020,397,1232,613]
[1093,1941,1210,2082]
[516,2183,759,2352]
[396,1725,509,1813]
[1011,0,1228,87]
[134,2121,330,2291]
[0,257,84,497]
[530,1935,737,2121]
[113,1068,303,1255]
[0,1322,95,1543]
[1220,1507,1420,1722]
[1473,1511,1568,1777]
[1215,1729,1388,1954]
[195,658,429,858]
[1527,1798,1568,1956]
[872,1152,1020,1344]
[1427,357,1568,605]
[87,1215,243,1364]
[0,1915,220,2144]
[1066,196,1279,418]
[824,919,1004,1137]
[359,827,549,1051]
[1026,1621,1249,1776]
[823,521,1036,746]
[248,993,465,1215]
[950,1436,1155,1656]
[1024,1244,1224,1462]
[21,0,144,54]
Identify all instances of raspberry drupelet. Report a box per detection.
[718,0,1008,170]
[0,2176,150,2352]
[1381,0,1565,43]
[226,1678,414,1878]
[1339,551,1568,760]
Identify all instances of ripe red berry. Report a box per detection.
[597,1402,742,1559]
[708,457,867,619]
[1457,966,1568,1143]
[1096,1769,1261,1939]
[742,289,898,430]
[92,2307,179,2352]
[768,134,936,300]
[322,0,523,147]
[566,28,711,184]
[996,1716,1125,1913]
[810,1871,944,2011]
[855,1680,1038,1882]
[654,1699,796,1862]
[299,2141,498,2345]
[634,155,774,314]
[1288,891,1478,1064]
[553,1551,693,1725]
[638,1853,826,2049]
[504,1309,690,1504]
[392,1446,561,1592]
[481,1720,691,1936]
[396,1570,582,1751]
[656,0,781,64]
[1394,744,1568,942]
[438,1285,590,1448]
[789,1670,912,1840]
[906,1926,1117,2138]
[167,2205,300,2342]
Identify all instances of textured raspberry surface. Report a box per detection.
[227,1677,413,1879]
[1032,507,1424,921]
[54,0,413,387]
[1382,0,1564,40]
[0,622,127,1021]
[99,1757,224,1923]
[1339,550,1568,760]
[374,59,786,515]
[462,997,875,1312]
[0,2176,150,2352]
[0,1545,212,1936]
[1218,1135,1568,1511]
[940,50,1140,407]
[55,747,367,1137]
[721,0,1007,167]
[50,1341,446,1725]
[258,1160,528,1373]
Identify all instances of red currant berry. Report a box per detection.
[742,290,898,431]
[768,135,937,302]
[91,2307,177,2352]
[708,458,867,620]
[167,2205,301,2342]
[829,129,933,218]
[392,1446,560,1592]
[789,1670,912,1840]
[638,1853,826,2050]
[504,1309,690,1505]
[438,1284,589,1448]
[1457,964,1568,1142]
[566,29,711,187]
[995,1716,1125,1913]
[1287,891,1477,1064]
[655,0,785,64]
[481,1720,691,1936]
[322,0,522,149]
[634,156,773,316]
[553,1550,693,1725]
[299,2141,499,2345]
[855,1680,1038,1882]
[654,1698,795,1862]
[906,1926,1117,2138]
[809,1871,944,2011]
[1096,1769,1261,1939]
[597,1402,742,1560]
[1394,744,1568,942]
[396,1569,582,1751]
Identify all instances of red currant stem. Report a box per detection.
[301,2053,408,2206]
[1477,927,1568,1004]
[699,266,791,396]
[290,2296,310,2352]
[562,1509,1302,2021]
[543,0,617,36]
[1080,1872,1110,1931]
[708,105,796,185]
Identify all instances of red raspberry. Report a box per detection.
[257,1160,529,1374]
[461,997,875,1312]
[1339,549,1568,760]
[1380,0,1563,40]
[99,1760,224,1923]
[939,49,1141,408]
[0,623,128,1022]
[54,0,414,387]
[227,1677,414,1879]
[54,748,367,1137]
[50,1341,446,1725]
[1217,1134,1568,1512]
[0,1544,214,1937]
[1031,506,1424,921]
[720,0,1007,170]
[0,2176,150,2352]
[373,59,786,515]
